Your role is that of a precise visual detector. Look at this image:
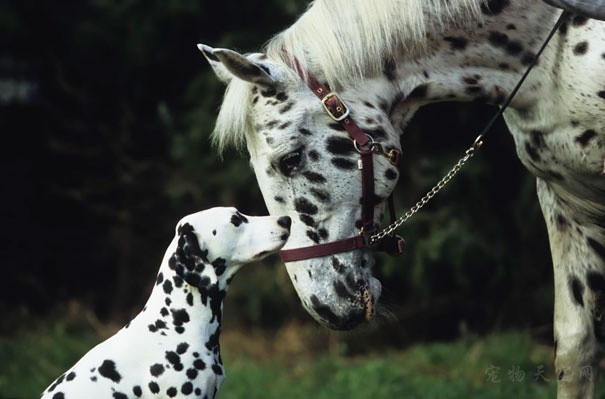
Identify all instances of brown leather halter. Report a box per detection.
[278,10,569,263]
[279,60,405,263]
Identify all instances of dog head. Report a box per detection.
[167,207,291,290]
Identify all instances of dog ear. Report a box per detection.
[169,223,215,291]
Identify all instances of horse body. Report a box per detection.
[202,1,605,397]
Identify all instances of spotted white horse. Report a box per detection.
[200,0,605,397]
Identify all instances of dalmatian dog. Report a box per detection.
[41,207,291,399]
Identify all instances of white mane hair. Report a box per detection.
[213,0,485,152]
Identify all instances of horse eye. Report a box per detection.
[278,149,303,176]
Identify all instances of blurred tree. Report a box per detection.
[1,0,552,341]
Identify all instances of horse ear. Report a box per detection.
[197,44,275,88]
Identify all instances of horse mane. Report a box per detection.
[213,0,484,152]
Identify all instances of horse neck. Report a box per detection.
[386,2,563,132]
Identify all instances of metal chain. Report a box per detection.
[369,134,484,245]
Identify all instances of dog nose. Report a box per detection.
[277,216,291,230]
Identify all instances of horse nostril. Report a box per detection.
[277,216,292,230]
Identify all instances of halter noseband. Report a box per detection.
[279,59,405,263]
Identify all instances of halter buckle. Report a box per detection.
[321,92,350,121]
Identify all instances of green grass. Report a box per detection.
[3,322,604,399]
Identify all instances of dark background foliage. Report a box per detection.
[1,0,552,344]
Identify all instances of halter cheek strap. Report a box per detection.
[279,59,404,262]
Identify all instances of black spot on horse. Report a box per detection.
[331,257,346,274]
[571,15,589,27]
[575,130,596,147]
[274,196,285,203]
[481,0,510,15]
[555,214,571,231]
[383,57,397,81]
[444,36,468,50]
[302,171,327,184]
[307,230,321,244]
[385,169,398,181]
[573,41,589,56]
[488,31,508,47]
[570,276,585,307]
[98,360,121,383]
[588,237,605,260]
[332,158,357,170]
[299,214,317,227]
[597,91,605,100]
[326,136,355,156]
[587,272,605,343]
[334,280,352,299]
[295,197,319,215]
[310,187,331,203]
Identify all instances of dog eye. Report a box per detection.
[278,149,303,176]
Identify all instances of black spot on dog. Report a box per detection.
[47,373,65,392]
[150,363,165,377]
[186,368,198,379]
[573,41,589,55]
[133,386,142,397]
[212,258,227,276]
[149,381,160,394]
[176,342,189,354]
[231,212,249,227]
[163,279,173,295]
[51,393,65,399]
[193,359,206,370]
[66,372,76,381]
[165,351,184,371]
[156,272,164,286]
[98,360,121,383]
[182,382,194,395]
[171,308,190,329]
[570,276,585,307]
[212,364,224,375]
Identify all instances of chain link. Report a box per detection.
[369,134,484,245]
